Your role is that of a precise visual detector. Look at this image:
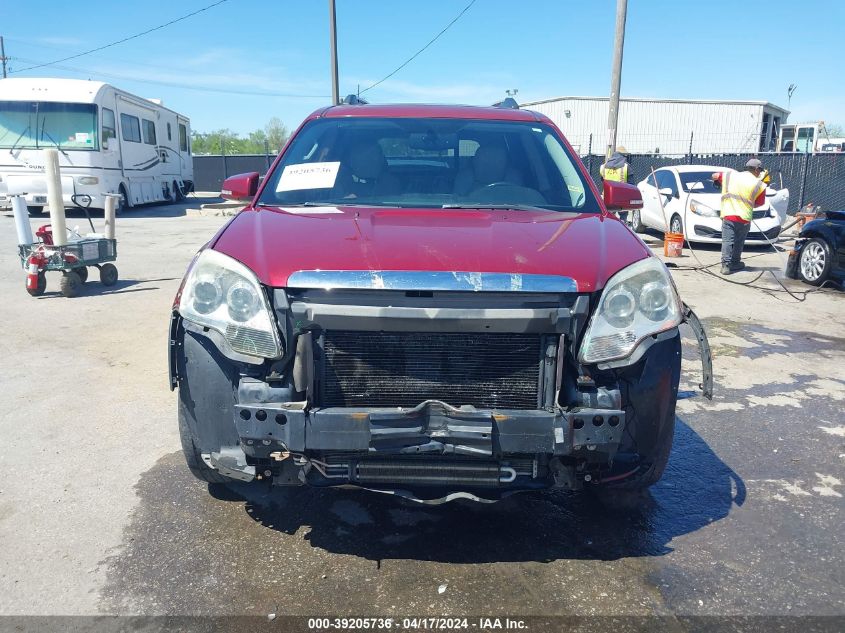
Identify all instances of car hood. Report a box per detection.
[211,205,651,293]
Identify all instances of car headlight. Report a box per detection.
[689,199,718,217]
[178,249,282,358]
[579,257,682,364]
[77,176,99,185]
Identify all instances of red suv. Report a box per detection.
[169,102,711,503]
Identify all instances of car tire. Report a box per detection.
[178,401,232,484]
[798,238,833,286]
[597,416,675,491]
[76,266,88,283]
[669,214,683,236]
[177,331,242,485]
[630,209,646,233]
[173,180,185,202]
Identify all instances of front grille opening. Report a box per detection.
[321,331,542,409]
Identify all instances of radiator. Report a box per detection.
[321,331,542,409]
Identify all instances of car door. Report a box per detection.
[639,170,663,229]
[653,169,680,232]
[834,219,845,272]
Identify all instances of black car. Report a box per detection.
[787,210,845,286]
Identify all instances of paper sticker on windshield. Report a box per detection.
[276,161,340,192]
[74,132,90,143]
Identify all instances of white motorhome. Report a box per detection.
[0,77,193,213]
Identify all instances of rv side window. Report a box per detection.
[121,114,141,143]
[179,123,188,152]
[167,122,172,141]
[142,119,157,145]
[103,108,116,143]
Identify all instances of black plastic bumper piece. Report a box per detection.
[234,398,625,461]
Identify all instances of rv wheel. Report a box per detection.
[116,185,128,215]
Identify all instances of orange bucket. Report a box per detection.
[664,232,684,257]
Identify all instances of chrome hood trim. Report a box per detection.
[286,270,578,292]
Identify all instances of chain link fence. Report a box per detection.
[582,150,845,214]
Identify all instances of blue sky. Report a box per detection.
[3,0,842,135]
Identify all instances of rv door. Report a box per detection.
[178,119,190,179]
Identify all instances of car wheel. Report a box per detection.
[176,331,242,485]
[75,266,89,283]
[630,209,646,234]
[600,416,675,491]
[173,180,185,202]
[669,214,683,236]
[178,402,233,484]
[798,238,833,286]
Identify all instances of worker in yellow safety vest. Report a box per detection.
[600,147,634,222]
[712,158,767,275]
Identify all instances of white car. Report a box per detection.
[633,165,789,245]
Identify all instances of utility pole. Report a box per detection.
[1,37,8,78]
[787,84,797,110]
[328,0,340,105]
[606,0,628,158]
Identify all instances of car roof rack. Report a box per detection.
[341,94,368,105]
[493,97,519,109]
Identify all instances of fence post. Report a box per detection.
[221,140,228,188]
[687,132,694,165]
[586,134,593,179]
[798,151,810,210]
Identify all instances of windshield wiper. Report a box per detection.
[39,116,69,157]
[8,125,31,154]
[260,201,393,208]
[441,203,551,212]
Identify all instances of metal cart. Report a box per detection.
[19,194,119,298]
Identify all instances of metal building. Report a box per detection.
[521,96,790,155]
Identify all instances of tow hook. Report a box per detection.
[682,303,714,400]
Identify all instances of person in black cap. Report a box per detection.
[712,158,767,274]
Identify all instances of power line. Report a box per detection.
[11,0,230,73]
[13,56,330,99]
[360,0,476,95]
[4,35,227,76]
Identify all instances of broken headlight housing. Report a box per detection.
[179,249,282,359]
[579,257,682,364]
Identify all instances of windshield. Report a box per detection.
[0,101,98,150]
[678,171,722,193]
[257,117,599,213]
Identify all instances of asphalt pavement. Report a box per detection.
[0,201,842,628]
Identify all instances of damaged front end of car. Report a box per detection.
[170,253,712,503]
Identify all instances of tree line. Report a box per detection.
[191,117,289,155]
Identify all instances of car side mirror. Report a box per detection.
[603,180,643,211]
[221,172,260,202]
[658,187,675,198]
